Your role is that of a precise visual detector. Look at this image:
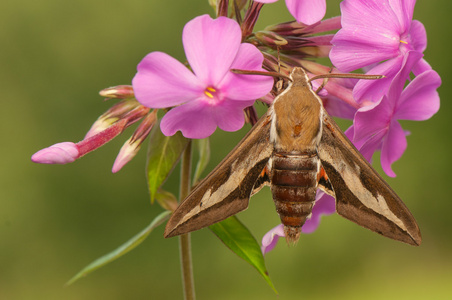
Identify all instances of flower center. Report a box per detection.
[203,86,223,105]
[204,86,217,99]
[398,33,413,55]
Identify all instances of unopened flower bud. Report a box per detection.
[255,31,288,47]
[112,110,157,173]
[31,142,79,164]
[99,85,134,99]
[85,100,141,139]
[265,17,341,36]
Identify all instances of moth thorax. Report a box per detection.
[270,151,320,244]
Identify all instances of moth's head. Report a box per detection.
[290,67,310,87]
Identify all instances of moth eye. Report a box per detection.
[199,202,203,207]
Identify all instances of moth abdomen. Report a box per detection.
[271,151,320,244]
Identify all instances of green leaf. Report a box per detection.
[209,216,277,293]
[146,122,189,202]
[66,210,171,286]
[154,189,178,212]
[192,138,210,184]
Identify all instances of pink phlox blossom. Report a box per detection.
[330,0,431,103]
[254,0,326,25]
[132,15,274,139]
[348,51,441,177]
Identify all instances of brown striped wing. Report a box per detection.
[164,112,273,238]
[317,109,422,246]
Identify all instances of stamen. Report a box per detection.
[206,87,216,92]
[204,91,214,98]
[400,40,408,44]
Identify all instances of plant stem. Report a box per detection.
[179,141,195,300]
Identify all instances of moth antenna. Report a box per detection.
[309,73,384,82]
[230,69,291,82]
[314,68,333,94]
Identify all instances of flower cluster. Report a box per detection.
[32,0,440,255]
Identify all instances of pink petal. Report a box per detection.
[388,0,416,33]
[322,95,357,120]
[357,128,386,162]
[347,125,379,163]
[160,97,253,139]
[261,224,285,254]
[345,125,359,147]
[330,31,399,72]
[340,0,401,35]
[160,99,217,139]
[285,0,326,25]
[380,120,407,177]
[412,58,431,76]
[353,56,404,103]
[219,43,273,101]
[214,99,254,132]
[254,0,278,3]
[302,191,335,233]
[395,70,441,121]
[409,20,427,53]
[31,142,79,164]
[385,50,423,104]
[183,15,242,85]
[132,52,202,108]
[353,97,392,142]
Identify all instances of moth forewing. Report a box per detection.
[318,110,421,246]
[164,112,273,238]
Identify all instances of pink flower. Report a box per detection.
[348,51,441,177]
[255,0,326,25]
[132,15,273,139]
[330,0,430,102]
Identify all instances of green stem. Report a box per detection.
[179,141,195,300]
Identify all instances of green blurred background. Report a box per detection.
[1,0,450,299]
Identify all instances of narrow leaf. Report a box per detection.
[192,138,210,184]
[209,216,277,293]
[147,122,189,202]
[66,210,171,285]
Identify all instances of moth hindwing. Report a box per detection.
[164,67,421,246]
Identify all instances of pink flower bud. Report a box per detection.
[255,31,288,47]
[99,85,134,99]
[112,110,157,173]
[31,142,79,164]
[111,137,140,173]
